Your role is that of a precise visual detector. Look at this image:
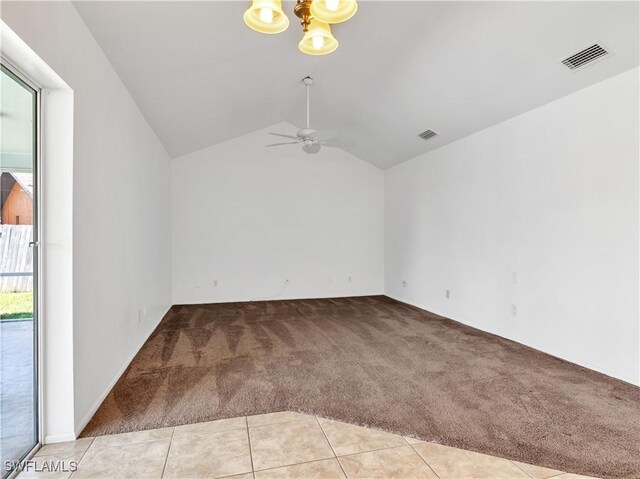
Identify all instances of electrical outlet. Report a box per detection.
[511,304,518,317]
[402,280,407,288]
[213,280,218,287]
[446,289,450,299]
[348,275,352,283]
[195,280,200,289]
[137,307,146,323]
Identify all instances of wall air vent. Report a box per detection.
[418,130,438,141]
[561,44,608,70]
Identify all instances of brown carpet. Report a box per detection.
[82,296,640,478]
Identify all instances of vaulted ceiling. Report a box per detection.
[74,1,639,169]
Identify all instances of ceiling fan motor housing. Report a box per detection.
[297,128,316,138]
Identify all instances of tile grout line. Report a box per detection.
[403,436,421,446]
[68,437,95,478]
[511,461,566,479]
[409,443,442,479]
[89,430,175,449]
[245,416,256,477]
[312,413,423,441]
[314,415,349,479]
[249,416,338,475]
[172,426,247,440]
[252,458,349,476]
[511,460,536,479]
[315,418,433,460]
[313,421,442,478]
[159,427,175,479]
[336,443,414,459]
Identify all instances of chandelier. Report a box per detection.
[243,0,358,55]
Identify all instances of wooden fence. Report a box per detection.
[0,225,33,292]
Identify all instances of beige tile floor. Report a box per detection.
[17,411,599,479]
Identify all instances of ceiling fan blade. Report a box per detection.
[268,132,299,140]
[266,141,299,147]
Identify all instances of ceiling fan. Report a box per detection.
[266,76,338,154]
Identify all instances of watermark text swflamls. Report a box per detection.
[4,459,78,473]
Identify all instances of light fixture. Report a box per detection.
[243,0,356,55]
[243,0,289,34]
[294,0,338,56]
[310,0,358,24]
[299,19,338,55]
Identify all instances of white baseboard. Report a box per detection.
[44,432,76,444]
[173,291,386,305]
[73,304,172,437]
[385,293,639,387]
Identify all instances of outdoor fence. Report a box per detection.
[0,224,33,292]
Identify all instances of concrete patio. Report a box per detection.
[1,319,36,467]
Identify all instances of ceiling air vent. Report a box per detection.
[561,44,608,70]
[418,129,438,141]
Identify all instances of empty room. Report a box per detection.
[0,1,638,478]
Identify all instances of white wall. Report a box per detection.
[172,123,384,304]
[0,2,173,437]
[386,68,640,385]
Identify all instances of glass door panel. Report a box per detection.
[0,62,38,478]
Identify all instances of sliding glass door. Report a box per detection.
[0,62,39,478]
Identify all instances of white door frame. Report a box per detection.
[0,55,43,477]
[1,19,76,449]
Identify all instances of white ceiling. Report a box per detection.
[74,1,639,169]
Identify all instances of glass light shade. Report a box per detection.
[325,0,340,10]
[299,20,338,55]
[303,142,321,154]
[243,0,289,34]
[310,0,357,24]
